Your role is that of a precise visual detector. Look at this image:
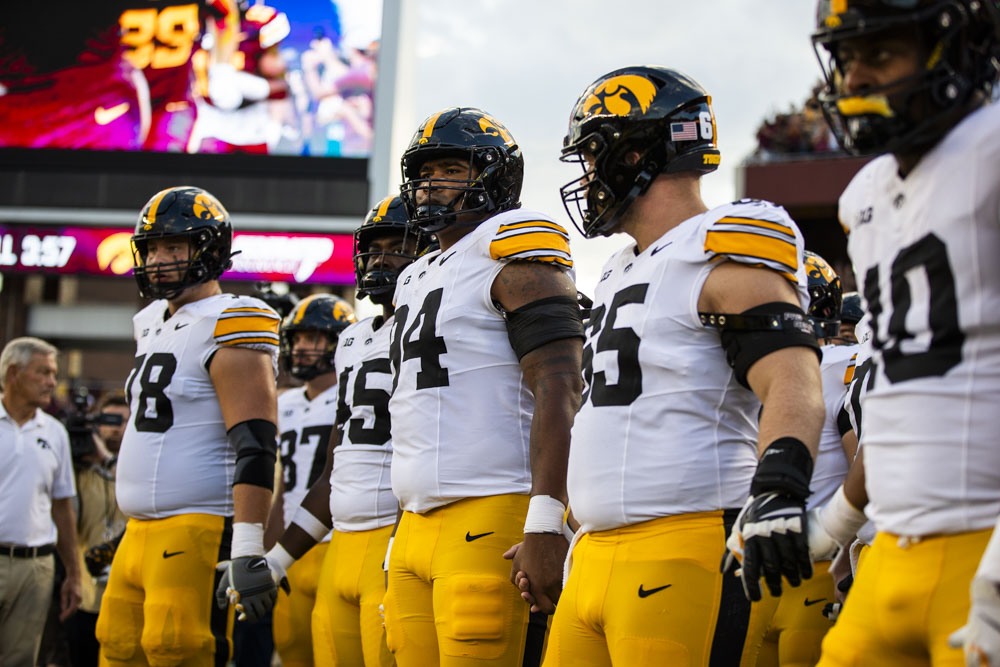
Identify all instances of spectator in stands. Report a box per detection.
[0,337,81,666]
[66,391,128,667]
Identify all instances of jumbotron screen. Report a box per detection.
[0,0,382,159]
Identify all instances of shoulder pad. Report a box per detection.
[489,216,573,269]
[703,204,801,284]
[213,297,280,348]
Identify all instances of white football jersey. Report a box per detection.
[116,294,280,519]
[843,317,874,439]
[277,385,336,542]
[389,209,575,513]
[809,343,856,511]
[329,315,397,531]
[568,200,810,533]
[840,102,1000,536]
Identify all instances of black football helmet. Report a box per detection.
[131,186,235,300]
[812,0,1000,156]
[841,291,864,325]
[399,107,524,233]
[560,66,721,238]
[805,250,844,338]
[354,196,432,304]
[279,294,356,380]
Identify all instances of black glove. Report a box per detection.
[215,556,287,622]
[84,531,124,577]
[725,437,814,602]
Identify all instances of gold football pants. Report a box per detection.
[742,560,835,666]
[817,529,990,667]
[311,526,394,667]
[273,541,328,667]
[543,510,751,667]
[383,494,544,667]
[96,514,232,667]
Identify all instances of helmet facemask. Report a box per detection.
[354,225,427,305]
[131,229,226,300]
[280,329,337,381]
[400,148,511,233]
[560,124,664,238]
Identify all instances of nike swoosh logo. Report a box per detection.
[95,102,130,126]
[439,251,457,265]
[638,584,671,598]
[804,597,827,607]
[465,531,494,542]
[174,322,189,330]
[650,242,673,256]
[162,550,184,559]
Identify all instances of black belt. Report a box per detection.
[0,543,55,558]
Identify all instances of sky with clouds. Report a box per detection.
[364,0,826,313]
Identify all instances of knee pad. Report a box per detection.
[437,574,510,660]
[96,594,143,662]
[141,599,214,666]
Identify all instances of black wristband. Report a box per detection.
[750,436,814,501]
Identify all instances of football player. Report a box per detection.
[266,294,355,667]
[543,66,824,665]
[190,2,290,153]
[96,186,282,665]
[808,1,1000,664]
[836,292,863,346]
[263,195,430,666]
[384,108,584,666]
[118,0,232,151]
[742,252,858,666]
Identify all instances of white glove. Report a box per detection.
[808,486,867,562]
[263,544,294,590]
[949,518,1000,666]
[949,578,1000,666]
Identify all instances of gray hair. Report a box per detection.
[1,337,58,386]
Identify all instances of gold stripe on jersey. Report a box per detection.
[844,353,858,385]
[490,223,573,268]
[214,315,279,337]
[214,307,280,348]
[704,228,799,280]
[714,216,795,237]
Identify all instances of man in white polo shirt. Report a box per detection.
[0,336,81,666]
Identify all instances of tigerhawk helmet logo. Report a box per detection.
[582,75,657,118]
[193,193,226,222]
[806,253,838,283]
[478,115,515,145]
[332,301,355,323]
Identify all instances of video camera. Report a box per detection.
[65,388,124,461]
